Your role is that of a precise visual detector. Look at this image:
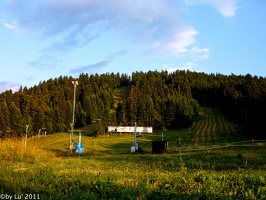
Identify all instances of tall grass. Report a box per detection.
[0,138,56,163]
[1,136,266,199]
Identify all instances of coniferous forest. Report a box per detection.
[0,70,266,139]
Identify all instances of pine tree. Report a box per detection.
[128,85,138,125]
[9,102,23,137]
[115,102,123,125]
[66,101,73,129]
[0,111,4,138]
[0,101,10,137]
[32,106,45,134]
[75,101,87,128]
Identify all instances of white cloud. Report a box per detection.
[0,82,20,93]
[162,62,200,73]
[1,0,211,73]
[190,47,210,60]
[4,22,15,29]
[183,0,239,17]
[1,0,199,55]
[1,19,20,32]
[154,27,198,55]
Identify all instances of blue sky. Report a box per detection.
[0,0,266,93]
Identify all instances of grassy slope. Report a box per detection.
[1,107,266,199]
[33,107,247,154]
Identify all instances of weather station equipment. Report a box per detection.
[152,132,168,154]
[70,80,78,153]
[75,132,84,154]
[108,122,153,153]
[132,122,139,152]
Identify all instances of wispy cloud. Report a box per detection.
[0,82,21,93]
[28,54,63,69]
[0,17,20,32]
[190,47,210,60]
[148,26,199,56]
[1,0,201,55]
[3,21,18,31]
[162,62,204,73]
[1,0,213,74]
[183,0,239,17]
[68,49,127,75]
[68,60,109,75]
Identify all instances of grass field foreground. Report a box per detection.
[1,107,266,199]
[1,137,266,199]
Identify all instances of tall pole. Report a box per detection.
[70,80,78,153]
[134,122,136,148]
[70,122,73,151]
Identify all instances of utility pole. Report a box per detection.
[70,80,78,153]
[133,122,137,149]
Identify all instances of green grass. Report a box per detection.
[1,107,266,199]
[31,107,246,155]
[189,107,245,145]
[1,139,266,199]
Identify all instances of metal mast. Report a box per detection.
[70,80,78,153]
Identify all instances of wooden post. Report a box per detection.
[25,125,29,150]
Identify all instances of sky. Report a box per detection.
[1,0,266,93]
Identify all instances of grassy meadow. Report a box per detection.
[1,107,266,199]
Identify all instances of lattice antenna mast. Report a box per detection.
[70,80,78,153]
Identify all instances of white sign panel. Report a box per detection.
[108,126,153,133]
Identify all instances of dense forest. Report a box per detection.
[0,70,266,139]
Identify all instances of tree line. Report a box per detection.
[0,71,265,139]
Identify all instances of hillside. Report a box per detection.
[1,71,266,139]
